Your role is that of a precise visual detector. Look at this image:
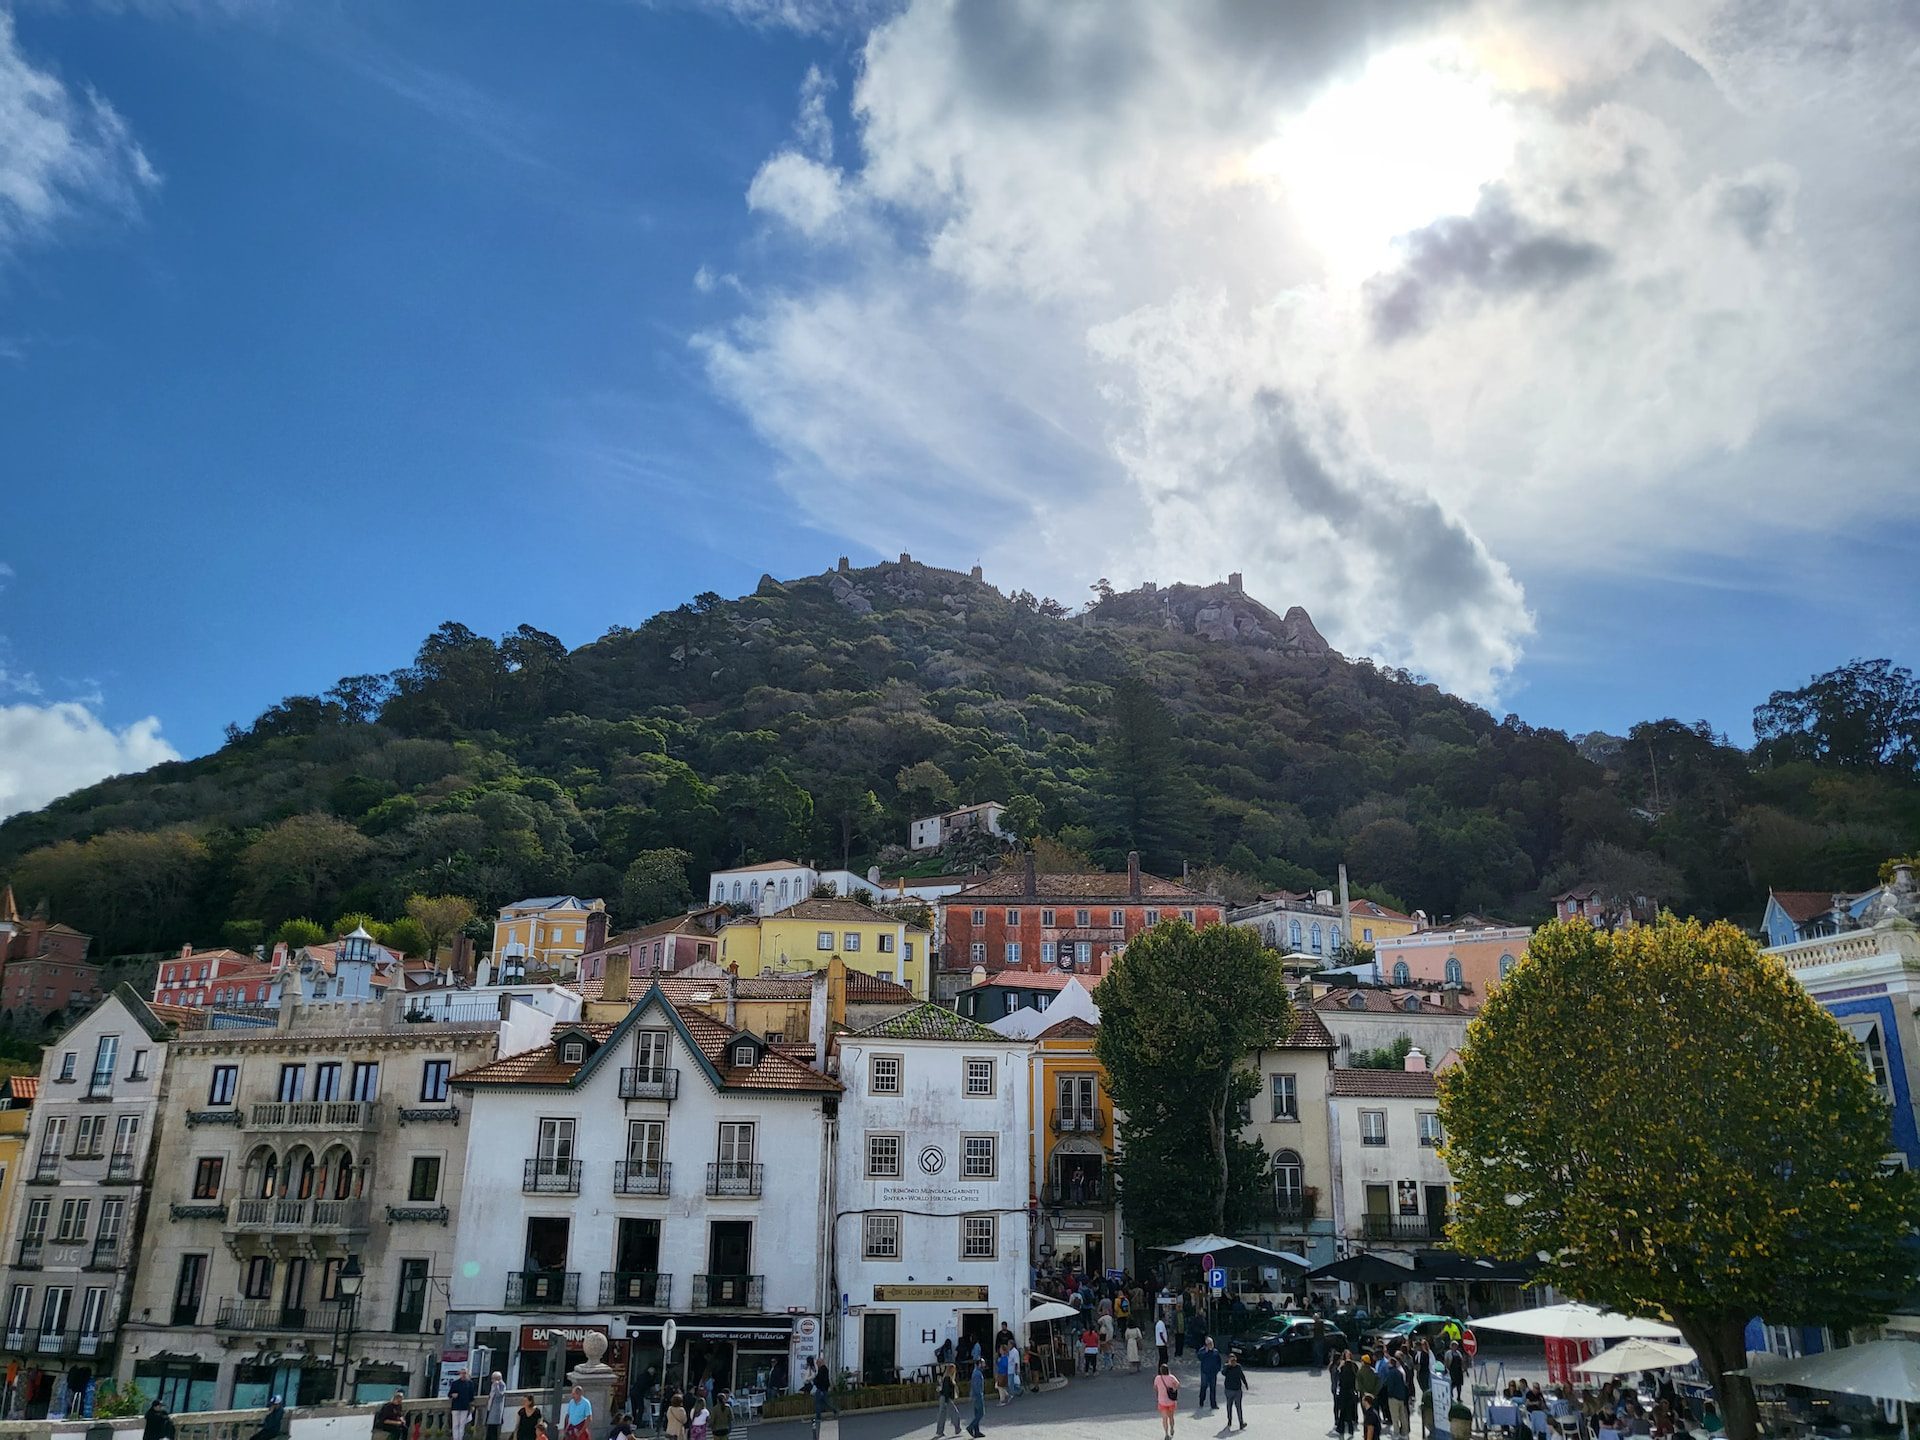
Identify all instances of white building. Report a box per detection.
[707,862,966,917]
[908,803,1010,853]
[833,1005,1031,1380]
[1325,1053,1453,1262]
[448,986,840,1400]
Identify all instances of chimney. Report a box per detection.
[604,952,631,1006]
[1404,1046,1428,1073]
[179,943,193,962]
[1024,851,1038,898]
[1127,851,1142,900]
[725,969,738,1029]
[584,909,610,954]
[1338,863,1352,952]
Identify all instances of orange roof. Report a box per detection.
[146,1002,211,1031]
[946,871,1215,903]
[453,1022,624,1086]
[715,860,806,874]
[976,969,1081,992]
[1282,1009,1337,1049]
[1329,1069,1439,1098]
[1035,1015,1099,1040]
[1769,890,1837,924]
[675,1008,841,1093]
[9,1077,38,1101]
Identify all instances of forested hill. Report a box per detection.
[2,557,1915,956]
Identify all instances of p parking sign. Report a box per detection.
[1208,1267,1226,1292]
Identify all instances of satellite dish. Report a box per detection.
[662,1318,678,1353]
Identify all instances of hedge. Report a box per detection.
[760,1382,937,1419]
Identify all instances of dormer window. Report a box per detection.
[564,1042,584,1064]
[1403,997,1422,1013]
[733,1044,756,1068]
[1347,993,1367,1010]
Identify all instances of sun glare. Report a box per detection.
[1252,45,1515,278]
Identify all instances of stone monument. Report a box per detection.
[569,1330,618,1429]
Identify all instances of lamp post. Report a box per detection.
[335,1255,365,1402]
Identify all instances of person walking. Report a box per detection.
[710,1392,732,1440]
[1222,1349,1249,1433]
[1081,1324,1100,1376]
[1153,1362,1181,1440]
[513,1394,542,1440]
[665,1394,687,1440]
[967,1359,986,1439]
[995,1342,1011,1405]
[449,1369,477,1440]
[1126,1322,1144,1373]
[1198,1337,1222,1413]
[485,1372,506,1440]
[562,1386,593,1440]
[688,1399,709,1440]
[934,1364,961,1437]
[1098,1311,1116,1372]
[811,1362,839,1437]
[1383,1345,1411,1440]
[1155,1313,1170,1368]
[1336,1349,1362,1440]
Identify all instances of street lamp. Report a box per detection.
[335,1255,365,1402]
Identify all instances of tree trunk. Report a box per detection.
[1673,1311,1759,1440]
[1209,1084,1230,1231]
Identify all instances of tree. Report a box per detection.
[238,815,372,923]
[1095,676,1200,872]
[619,849,693,925]
[894,762,956,817]
[405,894,477,969]
[275,917,329,949]
[1440,917,1919,1440]
[1754,658,1920,774]
[1093,921,1295,1241]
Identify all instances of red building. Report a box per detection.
[936,851,1224,994]
[0,886,100,1016]
[152,945,266,1005]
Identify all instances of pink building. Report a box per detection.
[1375,917,1531,998]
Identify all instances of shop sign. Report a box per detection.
[520,1324,608,1351]
[1056,1216,1100,1231]
[872,1285,990,1302]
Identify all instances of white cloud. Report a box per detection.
[0,11,159,261]
[699,0,1920,701]
[0,702,179,820]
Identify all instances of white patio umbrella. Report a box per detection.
[1743,1340,1920,1403]
[1155,1233,1312,1270]
[1471,1302,1683,1340]
[1576,1338,1698,1375]
[1028,1298,1081,1324]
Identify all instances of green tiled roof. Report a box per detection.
[851,1003,1008,1042]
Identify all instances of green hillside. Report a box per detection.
[2,558,1915,955]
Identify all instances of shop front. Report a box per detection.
[514,1325,631,1410]
[623,1316,797,1405]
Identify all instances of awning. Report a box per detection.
[1744,1340,1920,1403]
[1413,1252,1535,1283]
[1306,1254,1418,1286]
[1576,1339,1697,1376]
[1471,1303,1681,1340]
[1028,1300,1080,1324]
[1156,1234,1312,1270]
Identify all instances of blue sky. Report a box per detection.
[2,1,1916,817]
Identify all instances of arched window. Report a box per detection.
[1264,922,1277,946]
[1273,1149,1305,1207]
[731,881,742,902]
[1310,923,1323,955]
[334,1152,357,1200]
[292,1149,316,1200]
[1289,920,1303,950]
[779,878,789,904]
[1499,953,1516,979]
[1392,960,1411,984]
[714,884,725,903]
[1445,956,1463,986]
[1330,925,1342,950]
[258,1152,279,1199]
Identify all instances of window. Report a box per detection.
[1391,960,1412,983]
[1041,910,1056,927]
[863,1213,901,1260]
[1270,1074,1298,1121]
[111,1116,139,1162]
[243,1256,274,1300]
[563,1043,585,1064]
[843,933,861,952]
[962,1134,996,1179]
[1075,910,1091,927]
[277,1064,305,1103]
[22,1199,48,1244]
[1363,927,1374,943]
[537,1118,576,1164]
[1289,920,1303,950]
[1109,910,1123,927]
[1182,909,1195,924]
[3,1286,26,1340]
[1074,941,1091,967]
[1360,1110,1387,1146]
[969,943,986,965]
[1403,997,1423,1014]
[319,1257,344,1302]
[731,1044,756,1068]
[1273,1149,1305,1208]
[878,934,895,954]
[870,1056,902,1095]
[1444,957,1463,986]
[1849,1019,1892,1096]
[349,1062,380,1101]
[635,1029,670,1078]
[961,1214,997,1260]
[89,1035,119,1093]
[409,1156,441,1202]
[96,1199,125,1250]
[1005,910,1021,926]
[192,1157,224,1199]
[627,1119,665,1170]
[717,1122,755,1167]
[57,1053,75,1083]
[1004,943,1022,965]
[964,1059,995,1097]
[394,1258,429,1334]
[37,1117,66,1170]
[1144,909,1160,925]
[314,1063,341,1101]
[971,909,986,926]
[38,1287,69,1342]
[54,1199,89,1243]
[816,931,834,952]
[73,1115,105,1158]
[1418,1112,1444,1148]
[1040,942,1056,966]
[420,1061,451,1103]
[1331,925,1343,949]
[867,1134,902,1178]
[1498,954,1516,979]
[1310,923,1323,954]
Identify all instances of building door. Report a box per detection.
[614,1219,663,1305]
[958,1311,995,1363]
[706,1221,752,1308]
[1364,1183,1390,1239]
[1084,1235,1104,1278]
[1424,1185,1449,1239]
[861,1313,898,1385]
[281,1258,309,1327]
[524,1216,571,1304]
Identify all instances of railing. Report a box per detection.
[386,1204,451,1224]
[1044,1173,1114,1206]
[312,1198,372,1229]
[173,1396,454,1440]
[28,1330,104,1357]
[523,1158,581,1195]
[1773,925,1920,972]
[88,1239,122,1270]
[600,1271,671,1307]
[398,1106,462,1125]
[16,1240,43,1268]
[1049,1108,1104,1135]
[690,1273,763,1310]
[504,1270,579,1308]
[107,1153,136,1180]
[213,1298,347,1332]
[614,1161,671,1196]
[1264,1193,1317,1225]
[249,1099,380,1129]
[619,1067,680,1100]
[29,1159,58,1183]
[171,1202,229,1221]
[187,1108,245,1128]
[229,1196,371,1231]
[706,1161,762,1197]
[1,1328,19,1349]
[1362,1214,1447,1242]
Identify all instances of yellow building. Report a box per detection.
[716,898,932,999]
[0,1077,36,1247]
[490,894,605,977]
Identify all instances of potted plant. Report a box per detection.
[1449,1402,1474,1440]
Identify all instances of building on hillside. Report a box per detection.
[1311,988,1477,1071]
[936,853,1224,1002]
[1550,884,1658,930]
[955,969,1092,1025]
[1373,919,1531,998]
[153,947,261,1007]
[492,897,607,980]
[1326,1055,1454,1264]
[447,987,839,1402]
[576,908,729,987]
[115,987,553,1412]
[834,1004,1031,1379]
[1762,887,1892,948]
[908,802,1010,853]
[987,981,1125,1278]
[0,891,100,1019]
[579,958,917,1046]
[0,889,91,969]
[717,899,932,1000]
[0,986,180,1417]
[705,861,966,916]
[1229,888,1416,961]
[1238,1008,1339,1266]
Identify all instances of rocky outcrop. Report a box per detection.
[1094,579,1335,656]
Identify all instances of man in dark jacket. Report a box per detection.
[1198,1338,1223,1412]
[247,1396,287,1440]
[1223,1349,1250,1432]
[449,1369,477,1440]
[375,1393,409,1440]
[1337,1349,1361,1440]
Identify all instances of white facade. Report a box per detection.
[1326,1060,1453,1262]
[399,985,579,1056]
[708,863,964,917]
[448,990,837,1398]
[908,803,1010,853]
[833,1012,1031,1379]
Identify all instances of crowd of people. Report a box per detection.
[1494,1374,1721,1440]
[1326,1335,1471,1440]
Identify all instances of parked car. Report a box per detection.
[1228,1314,1356,1368]
[1366,1312,1475,1354]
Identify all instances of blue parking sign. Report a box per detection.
[1208,1267,1226,1291]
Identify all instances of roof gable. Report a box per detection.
[851,1003,1009,1042]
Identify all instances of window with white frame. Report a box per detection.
[1004,942,1022,965]
[961,1214,996,1260]
[870,1055,902,1094]
[971,909,985,926]
[1360,1110,1387,1145]
[878,934,895,953]
[962,1134,996,1178]
[817,931,834,952]
[863,1213,902,1260]
[1848,1018,1892,1097]
[964,1058,995,1097]
[1041,910,1056,927]
[844,933,861,952]
[1040,942,1056,965]
[969,943,986,965]
[1109,910,1123,927]
[1182,909,1195,924]
[1270,1073,1298,1121]
[1144,909,1160,925]
[867,1133,902,1178]
[1418,1112,1444,1147]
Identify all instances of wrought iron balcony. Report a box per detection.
[599,1271,671,1308]
[213,1298,347,1332]
[87,1239,122,1271]
[1361,1214,1446,1242]
[524,1158,582,1195]
[1043,1173,1114,1207]
[614,1161,671,1196]
[106,1153,136,1181]
[690,1274,763,1310]
[16,1240,43,1268]
[706,1162,762,1197]
[619,1068,680,1101]
[504,1270,579,1309]
[1049,1108,1105,1136]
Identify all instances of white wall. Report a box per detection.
[1327,1092,1452,1250]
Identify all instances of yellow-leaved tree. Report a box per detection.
[1440,916,1919,1440]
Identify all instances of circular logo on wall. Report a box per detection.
[918,1145,946,1175]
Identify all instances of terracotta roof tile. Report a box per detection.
[975,970,1082,992]
[675,1007,841,1091]
[1283,1008,1337,1048]
[1313,988,1479,1016]
[851,1003,1009,1042]
[771,898,925,926]
[9,1077,37,1101]
[1034,1016,1099,1040]
[714,861,805,874]
[1770,890,1838,924]
[945,872,1217,903]
[452,1023,622,1087]
[1329,1069,1439,1098]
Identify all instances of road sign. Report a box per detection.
[1201,1253,1216,1271]
[1462,1329,1478,1359]
[1207,1267,1226,1292]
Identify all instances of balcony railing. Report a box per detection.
[213,1298,347,1332]
[1361,1214,1447,1242]
[1264,1194,1316,1226]
[690,1274,763,1310]
[706,1162,762,1197]
[16,1240,43,1268]
[1043,1173,1114,1207]
[29,1160,58,1183]
[87,1239,122,1270]
[504,1271,579,1309]
[599,1271,671,1308]
[523,1159,582,1195]
[248,1100,379,1130]
[2,1329,20,1350]
[106,1153,136,1181]
[1049,1108,1104,1136]
[619,1068,680,1101]
[614,1161,671,1196]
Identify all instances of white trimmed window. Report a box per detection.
[962,1134,996,1179]
[816,931,834,952]
[867,1133,902,1178]
[844,933,861,952]
[1271,1073,1298,1121]
[878,934,895,953]
[1006,910,1021,926]
[1144,909,1160,925]
[1041,910,1056,927]
[971,910,985,926]
[1004,942,1022,965]
[863,1213,902,1260]
[961,1214,997,1260]
[1040,942,1056,965]
[969,943,986,965]
[964,1059,995,1097]
[1418,1112,1443,1148]
[1360,1110,1387,1146]
[871,1056,902,1095]
[1075,910,1090,927]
